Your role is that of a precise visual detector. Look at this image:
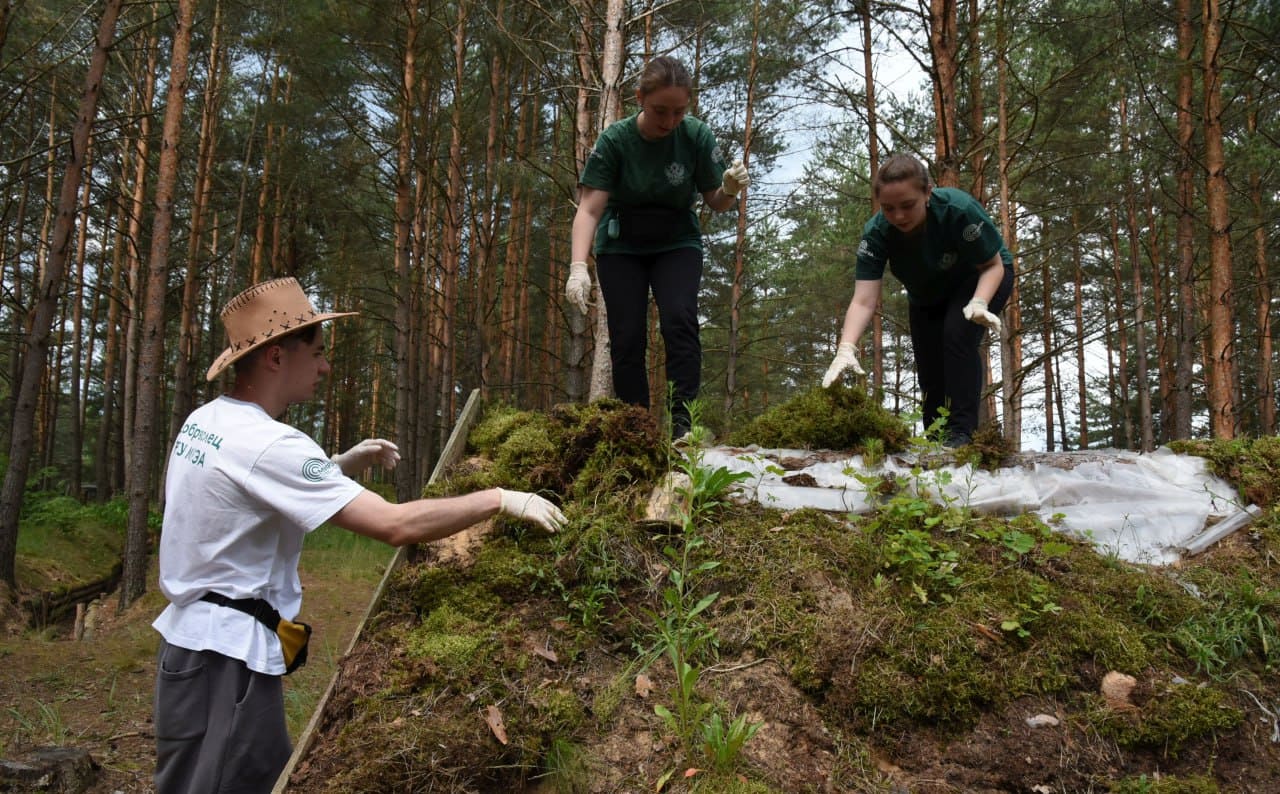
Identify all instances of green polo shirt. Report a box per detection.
[579,113,727,255]
[854,187,1013,306]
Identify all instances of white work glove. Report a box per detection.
[821,342,865,388]
[721,159,748,197]
[565,260,591,314]
[497,488,565,533]
[331,438,401,476]
[962,297,1002,335]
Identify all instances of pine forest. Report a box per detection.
[0,0,1277,601]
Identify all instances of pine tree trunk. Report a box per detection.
[587,0,626,402]
[68,140,95,499]
[170,3,223,447]
[1172,0,1197,438]
[861,5,884,391]
[1119,92,1153,451]
[393,1,418,502]
[1041,257,1055,452]
[0,0,123,593]
[723,0,759,430]
[1072,224,1088,449]
[928,0,960,187]
[1202,0,1237,438]
[121,0,196,609]
[1248,104,1274,435]
[439,0,469,433]
[995,0,1021,443]
[1109,212,1133,449]
[122,13,160,482]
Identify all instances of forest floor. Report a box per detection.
[0,529,390,793]
[5,392,1280,794]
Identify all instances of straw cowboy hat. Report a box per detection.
[206,277,357,381]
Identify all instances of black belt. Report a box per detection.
[199,591,282,630]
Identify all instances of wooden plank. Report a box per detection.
[273,388,483,793]
[1179,503,1262,557]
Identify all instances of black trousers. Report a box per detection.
[595,247,702,436]
[908,263,1014,440]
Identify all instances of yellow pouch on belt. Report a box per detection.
[276,617,312,674]
[199,592,312,675]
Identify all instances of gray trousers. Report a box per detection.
[154,640,291,794]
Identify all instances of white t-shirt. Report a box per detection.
[152,395,364,674]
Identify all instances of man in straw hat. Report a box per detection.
[152,277,563,794]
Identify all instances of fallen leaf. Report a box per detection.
[684,767,701,778]
[635,673,654,698]
[533,645,558,663]
[971,622,1003,642]
[485,705,508,745]
[654,768,674,791]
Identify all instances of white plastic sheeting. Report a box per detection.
[699,445,1246,565]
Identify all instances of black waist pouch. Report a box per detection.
[200,592,312,674]
[615,205,688,247]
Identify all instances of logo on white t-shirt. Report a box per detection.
[963,223,983,242]
[302,458,338,482]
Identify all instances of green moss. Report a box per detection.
[1088,683,1243,754]
[528,686,586,733]
[689,773,780,793]
[405,604,490,669]
[1107,774,1220,793]
[1170,436,1280,506]
[468,402,538,455]
[727,385,911,453]
[470,538,542,599]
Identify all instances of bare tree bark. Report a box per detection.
[861,3,884,391]
[1248,101,1274,435]
[1072,218,1088,449]
[1119,91,1153,451]
[68,137,96,498]
[995,0,1021,444]
[1172,0,1196,439]
[438,0,470,432]
[0,0,123,593]
[170,0,224,449]
[1202,0,1237,438]
[1109,211,1134,449]
[393,0,418,503]
[928,0,959,187]
[723,0,759,430]
[121,0,197,608]
[1041,255,1055,452]
[122,9,161,480]
[587,0,626,401]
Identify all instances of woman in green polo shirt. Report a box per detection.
[822,153,1014,447]
[564,55,747,441]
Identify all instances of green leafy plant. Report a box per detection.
[700,710,763,772]
[1000,581,1063,638]
[643,397,761,768]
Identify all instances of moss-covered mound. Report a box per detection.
[726,385,911,453]
[291,410,1280,793]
